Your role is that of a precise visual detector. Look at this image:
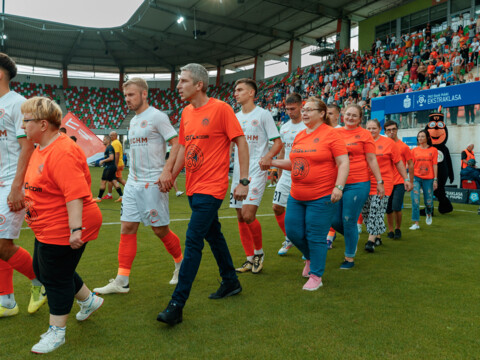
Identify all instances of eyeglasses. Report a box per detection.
[23,118,37,124]
[301,108,321,113]
[384,128,398,132]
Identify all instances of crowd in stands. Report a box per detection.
[10,16,480,130]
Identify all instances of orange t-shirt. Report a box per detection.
[411,146,438,179]
[427,64,435,74]
[24,134,102,245]
[290,123,347,201]
[179,98,244,199]
[335,126,375,184]
[369,136,401,196]
[393,140,413,185]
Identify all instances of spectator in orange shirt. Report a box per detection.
[21,97,103,354]
[271,97,349,290]
[363,119,410,253]
[409,130,438,230]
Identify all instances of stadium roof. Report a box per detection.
[3,0,410,74]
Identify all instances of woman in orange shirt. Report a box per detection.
[410,130,438,229]
[363,119,411,253]
[332,105,383,268]
[21,97,103,354]
[271,97,349,291]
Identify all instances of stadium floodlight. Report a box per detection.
[177,16,186,31]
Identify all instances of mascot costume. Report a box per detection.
[423,107,454,214]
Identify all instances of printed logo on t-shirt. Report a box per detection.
[378,145,383,150]
[186,144,204,173]
[140,120,148,128]
[355,134,361,139]
[38,164,44,174]
[24,197,38,223]
[251,119,259,127]
[202,118,210,127]
[0,109,4,119]
[0,214,5,226]
[313,138,319,143]
[292,158,310,180]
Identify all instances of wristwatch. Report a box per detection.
[335,185,344,191]
[377,180,384,184]
[239,178,250,186]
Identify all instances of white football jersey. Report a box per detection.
[127,106,177,184]
[279,120,306,177]
[233,106,280,177]
[0,91,27,186]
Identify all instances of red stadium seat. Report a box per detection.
[462,180,477,189]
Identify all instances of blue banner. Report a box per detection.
[371,81,480,115]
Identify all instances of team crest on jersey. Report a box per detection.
[24,198,38,223]
[313,138,319,143]
[251,187,259,196]
[150,209,158,218]
[202,118,210,127]
[355,135,361,139]
[0,214,5,226]
[186,144,204,173]
[37,164,44,174]
[140,120,148,128]
[251,119,259,127]
[378,145,383,150]
[292,158,309,180]
[0,109,4,119]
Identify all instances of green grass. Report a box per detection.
[2,167,480,359]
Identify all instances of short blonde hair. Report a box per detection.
[123,77,149,92]
[21,97,62,129]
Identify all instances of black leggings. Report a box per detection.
[32,239,86,315]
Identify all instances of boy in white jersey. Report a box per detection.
[230,79,282,274]
[274,93,306,255]
[0,53,46,317]
[94,78,183,294]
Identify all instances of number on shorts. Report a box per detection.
[273,191,282,202]
[229,192,237,205]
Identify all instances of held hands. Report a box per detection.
[233,184,248,201]
[155,170,173,193]
[331,187,343,203]
[7,189,25,212]
[404,181,413,192]
[258,156,272,171]
[377,183,385,199]
[69,230,84,249]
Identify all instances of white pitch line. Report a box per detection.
[19,206,480,231]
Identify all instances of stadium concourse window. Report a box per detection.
[451,0,472,14]
[386,104,480,129]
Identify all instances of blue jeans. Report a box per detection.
[331,181,370,258]
[285,195,335,277]
[171,194,237,307]
[411,176,434,222]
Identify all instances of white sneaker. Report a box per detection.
[278,239,294,255]
[76,293,104,321]
[426,215,432,225]
[357,224,362,234]
[409,224,420,230]
[31,326,65,354]
[176,191,184,197]
[93,279,130,294]
[169,260,182,285]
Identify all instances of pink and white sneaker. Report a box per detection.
[302,274,323,291]
[302,260,311,278]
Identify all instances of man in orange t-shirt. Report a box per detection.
[157,63,249,326]
[384,120,414,239]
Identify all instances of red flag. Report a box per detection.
[61,112,104,163]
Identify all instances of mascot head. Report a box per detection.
[425,106,448,145]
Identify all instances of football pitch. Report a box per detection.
[2,167,479,359]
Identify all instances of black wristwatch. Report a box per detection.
[239,178,250,186]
